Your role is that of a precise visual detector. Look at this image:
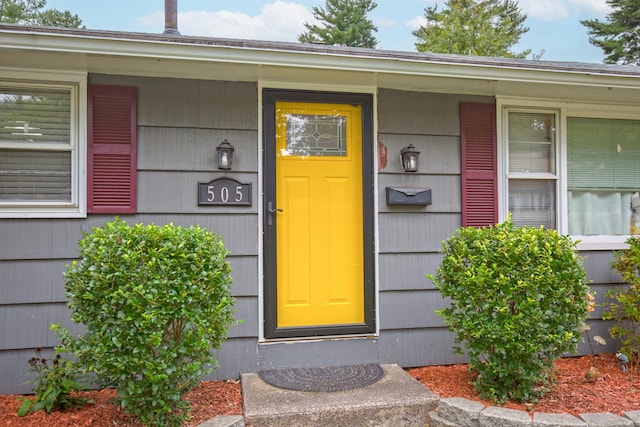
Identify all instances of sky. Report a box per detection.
[44,0,612,64]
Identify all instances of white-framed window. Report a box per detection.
[505,109,559,229]
[0,69,87,218]
[499,98,640,250]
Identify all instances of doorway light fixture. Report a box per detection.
[217,139,235,170]
[400,144,420,173]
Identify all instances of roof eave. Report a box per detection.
[0,26,639,92]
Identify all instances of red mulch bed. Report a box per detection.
[2,354,639,426]
[408,353,640,417]
[0,380,242,427]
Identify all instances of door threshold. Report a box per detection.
[260,333,378,345]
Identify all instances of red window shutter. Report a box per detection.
[460,102,497,227]
[87,85,137,214]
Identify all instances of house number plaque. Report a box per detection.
[198,178,252,206]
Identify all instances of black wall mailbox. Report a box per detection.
[386,186,431,206]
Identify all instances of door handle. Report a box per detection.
[267,202,283,226]
[268,202,283,214]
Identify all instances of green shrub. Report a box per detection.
[59,219,236,426]
[429,219,589,403]
[17,348,90,416]
[605,236,640,369]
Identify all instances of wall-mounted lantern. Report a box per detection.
[400,144,420,173]
[217,139,235,170]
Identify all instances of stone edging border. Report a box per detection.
[432,396,640,426]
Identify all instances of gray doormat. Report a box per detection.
[258,363,385,392]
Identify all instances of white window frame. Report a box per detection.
[498,97,640,250]
[503,106,560,229]
[0,68,87,218]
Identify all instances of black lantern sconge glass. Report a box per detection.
[400,144,420,172]
[216,139,235,170]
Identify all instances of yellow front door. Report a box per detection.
[274,101,364,328]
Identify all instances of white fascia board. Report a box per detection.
[1,29,640,92]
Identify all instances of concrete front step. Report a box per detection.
[241,364,438,427]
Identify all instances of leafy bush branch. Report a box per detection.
[58,218,236,426]
[430,218,589,403]
[605,237,640,370]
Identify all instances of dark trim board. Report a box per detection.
[262,89,376,339]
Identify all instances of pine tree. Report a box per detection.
[298,0,378,48]
[412,0,530,58]
[0,0,83,28]
[581,0,640,65]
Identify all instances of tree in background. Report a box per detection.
[412,0,531,58]
[581,0,640,65]
[0,0,83,28]
[298,0,378,48]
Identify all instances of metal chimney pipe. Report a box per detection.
[163,0,180,35]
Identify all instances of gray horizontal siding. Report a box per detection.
[121,214,258,256]
[589,283,619,319]
[228,297,258,339]
[374,89,623,371]
[138,80,257,130]
[374,89,472,370]
[379,290,447,330]
[376,250,625,369]
[378,89,494,136]
[379,319,620,370]
[0,302,83,350]
[0,78,631,395]
[0,348,57,394]
[577,319,618,355]
[229,256,258,297]
[0,259,70,304]
[378,212,460,253]
[1,334,260,394]
[1,75,262,393]
[89,75,258,130]
[0,254,254,305]
[0,215,258,259]
[379,253,441,291]
[379,329,468,368]
[582,250,623,284]
[377,134,460,175]
[208,337,259,380]
[0,220,85,260]
[378,174,460,213]
[580,250,623,355]
[137,171,257,214]
[138,127,258,173]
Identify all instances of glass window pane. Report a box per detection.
[508,179,556,229]
[568,117,640,190]
[0,87,71,145]
[508,112,556,174]
[567,117,640,235]
[568,190,638,235]
[284,114,347,157]
[0,149,71,202]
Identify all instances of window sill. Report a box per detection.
[0,207,86,218]
[574,236,629,251]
